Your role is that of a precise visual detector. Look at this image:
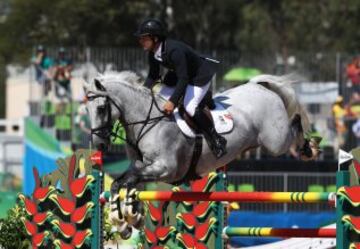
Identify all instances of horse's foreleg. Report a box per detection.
[111,158,169,189]
[110,162,141,196]
[115,158,174,233]
[109,162,143,239]
[134,159,176,183]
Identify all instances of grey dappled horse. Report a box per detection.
[84,71,319,238]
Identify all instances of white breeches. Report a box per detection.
[159,82,211,117]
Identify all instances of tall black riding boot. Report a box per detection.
[193,108,227,158]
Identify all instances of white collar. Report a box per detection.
[154,42,162,61]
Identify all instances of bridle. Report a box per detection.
[87,89,167,157]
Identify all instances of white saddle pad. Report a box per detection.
[174,102,234,138]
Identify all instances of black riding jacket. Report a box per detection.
[144,38,218,105]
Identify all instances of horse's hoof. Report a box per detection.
[110,209,121,225]
[126,211,144,229]
[300,139,321,161]
[118,221,133,240]
[300,153,313,161]
[124,192,141,226]
[132,214,145,230]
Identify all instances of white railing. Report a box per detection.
[0,119,24,136]
[0,120,24,176]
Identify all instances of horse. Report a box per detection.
[84,71,320,239]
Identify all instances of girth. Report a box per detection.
[172,134,203,185]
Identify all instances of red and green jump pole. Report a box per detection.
[223,227,336,238]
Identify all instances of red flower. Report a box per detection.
[33,212,52,225]
[70,175,95,198]
[144,226,176,244]
[18,194,37,216]
[72,229,93,248]
[176,213,197,230]
[51,220,76,238]
[71,202,94,224]
[32,231,49,247]
[176,233,210,249]
[190,172,218,192]
[194,217,217,241]
[146,201,166,224]
[193,201,216,219]
[49,194,75,215]
[21,218,37,235]
[33,186,55,201]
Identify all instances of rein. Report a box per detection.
[88,89,167,157]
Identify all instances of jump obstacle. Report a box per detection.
[19,150,104,249]
[117,190,335,203]
[223,227,337,238]
[20,147,360,249]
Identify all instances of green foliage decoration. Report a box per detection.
[0,204,31,249]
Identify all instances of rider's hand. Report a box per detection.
[163,101,175,115]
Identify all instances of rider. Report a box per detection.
[135,18,227,158]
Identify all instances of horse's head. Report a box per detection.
[84,77,120,152]
[84,71,160,152]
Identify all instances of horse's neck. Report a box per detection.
[109,83,162,138]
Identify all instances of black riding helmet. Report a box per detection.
[134,18,166,38]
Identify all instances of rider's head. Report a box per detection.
[134,18,166,52]
[58,47,66,57]
[36,45,46,55]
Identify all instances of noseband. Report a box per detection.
[87,94,116,141]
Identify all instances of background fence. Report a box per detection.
[33,47,357,85]
[23,47,360,156]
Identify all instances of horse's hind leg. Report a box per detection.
[259,112,294,156]
[291,114,321,161]
[291,114,306,147]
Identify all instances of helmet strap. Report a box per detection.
[150,35,159,43]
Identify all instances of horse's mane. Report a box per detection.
[97,70,143,88]
[92,70,163,98]
[87,70,164,101]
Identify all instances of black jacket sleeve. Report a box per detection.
[169,49,189,105]
[144,52,161,89]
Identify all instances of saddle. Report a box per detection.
[174,98,234,138]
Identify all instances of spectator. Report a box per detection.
[346,57,360,93]
[348,92,360,117]
[53,47,73,99]
[72,102,91,150]
[352,119,360,147]
[31,45,53,96]
[332,95,347,148]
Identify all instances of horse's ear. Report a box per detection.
[94,79,106,91]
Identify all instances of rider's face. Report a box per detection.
[138,35,156,52]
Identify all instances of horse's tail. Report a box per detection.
[249,74,310,133]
